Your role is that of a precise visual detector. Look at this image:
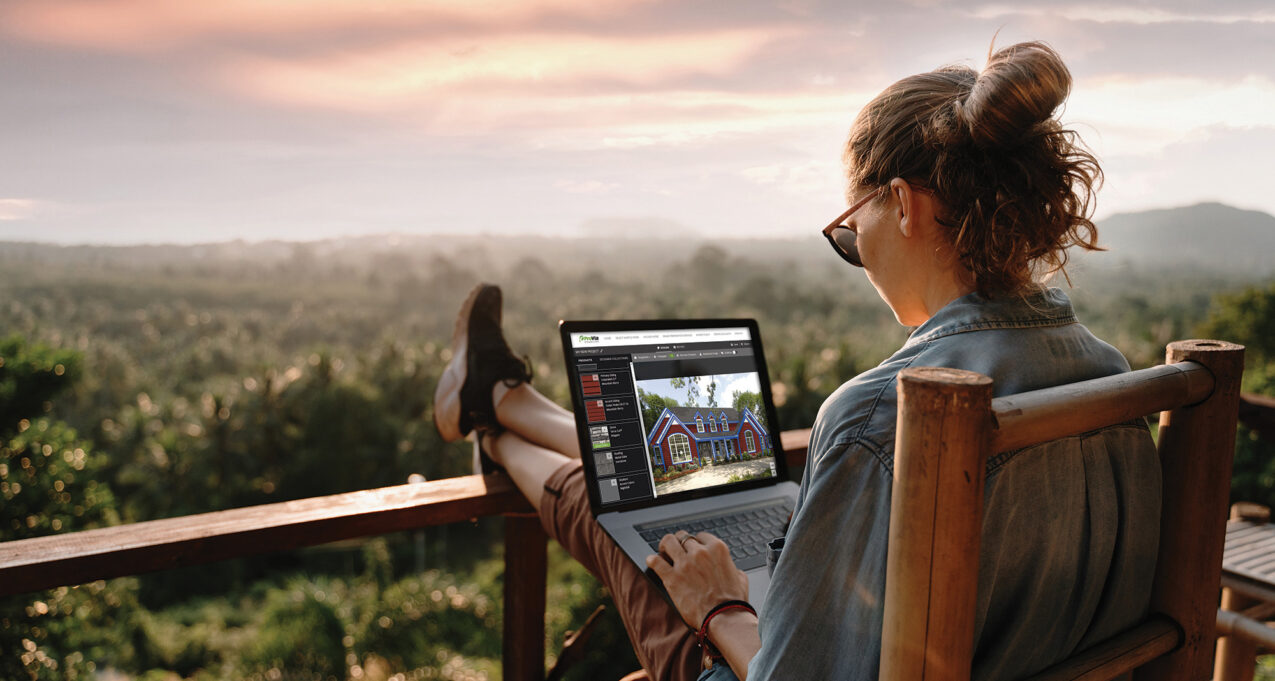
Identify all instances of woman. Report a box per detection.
[432,41,1159,681]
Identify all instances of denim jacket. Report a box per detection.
[702,288,1161,681]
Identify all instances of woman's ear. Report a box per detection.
[889,178,915,238]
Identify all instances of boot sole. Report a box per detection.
[433,285,483,442]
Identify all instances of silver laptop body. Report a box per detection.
[558,319,799,610]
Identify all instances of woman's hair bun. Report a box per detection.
[957,41,1071,148]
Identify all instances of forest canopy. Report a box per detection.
[1,234,1272,680]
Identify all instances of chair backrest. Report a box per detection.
[878,340,1245,681]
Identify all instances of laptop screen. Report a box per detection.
[561,320,785,513]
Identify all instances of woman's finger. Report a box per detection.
[690,532,732,561]
[657,532,688,561]
[644,552,671,578]
[693,531,724,549]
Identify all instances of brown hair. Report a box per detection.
[843,41,1103,298]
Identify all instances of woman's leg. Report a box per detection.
[486,428,705,681]
[492,382,581,459]
[435,285,703,680]
[482,426,572,513]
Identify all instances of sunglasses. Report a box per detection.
[821,186,884,268]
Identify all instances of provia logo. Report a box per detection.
[578,334,600,343]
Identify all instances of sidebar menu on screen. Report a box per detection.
[575,353,655,505]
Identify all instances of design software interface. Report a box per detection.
[568,327,778,509]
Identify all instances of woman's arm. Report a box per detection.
[646,440,893,680]
[646,531,760,679]
[706,608,761,680]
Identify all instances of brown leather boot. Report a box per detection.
[433,284,532,452]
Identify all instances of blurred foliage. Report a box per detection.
[0,334,82,427]
[1,336,134,680]
[242,585,347,678]
[1198,281,1275,510]
[0,236,1272,679]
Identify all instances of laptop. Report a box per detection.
[558,318,799,610]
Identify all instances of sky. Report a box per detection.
[1,0,1273,245]
[638,372,763,410]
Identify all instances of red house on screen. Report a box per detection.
[646,407,771,471]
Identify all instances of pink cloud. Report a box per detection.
[0,0,663,51]
[0,199,40,221]
[224,28,785,105]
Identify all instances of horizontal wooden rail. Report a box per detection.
[0,474,530,597]
[1216,608,1275,650]
[992,361,1213,453]
[780,428,811,468]
[0,429,812,598]
[1021,617,1182,681]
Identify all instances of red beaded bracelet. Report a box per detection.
[697,600,757,661]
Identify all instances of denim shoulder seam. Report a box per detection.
[852,343,928,445]
[823,433,894,476]
[985,419,1151,477]
[908,315,1079,346]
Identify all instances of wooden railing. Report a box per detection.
[1,392,1273,680]
[0,429,811,681]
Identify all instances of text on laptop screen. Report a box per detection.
[569,326,779,509]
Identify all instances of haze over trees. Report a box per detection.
[2,202,1274,679]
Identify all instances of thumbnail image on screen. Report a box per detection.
[635,372,777,497]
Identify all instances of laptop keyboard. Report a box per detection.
[636,500,793,571]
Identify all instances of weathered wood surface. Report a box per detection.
[1135,340,1245,681]
[1215,607,1275,652]
[0,429,811,598]
[880,367,993,681]
[1021,617,1181,681]
[1215,593,1262,681]
[780,428,811,468]
[991,361,1212,453]
[1217,504,1273,681]
[0,473,530,597]
[1222,520,1275,588]
[503,515,547,681]
[879,341,1243,681]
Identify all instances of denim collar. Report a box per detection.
[904,287,1078,348]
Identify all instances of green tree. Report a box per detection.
[1,336,135,680]
[732,390,768,432]
[1197,282,1275,507]
[668,376,699,407]
[1199,281,1275,368]
[636,388,678,433]
[0,335,79,427]
[242,585,346,678]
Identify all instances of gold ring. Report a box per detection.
[678,532,697,547]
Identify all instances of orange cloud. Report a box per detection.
[0,0,662,51]
[223,28,800,131]
[229,28,781,102]
[0,199,39,221]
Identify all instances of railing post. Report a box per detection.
[1215,502,1269,681]
[1135,340,1244,681]
[504,513,548,681]
[880,367,994,681]
[1215,588,1259,681]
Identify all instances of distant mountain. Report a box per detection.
[2,201,1272,277]
[1093,202,1275,273]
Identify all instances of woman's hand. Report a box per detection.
[645,530,750,629]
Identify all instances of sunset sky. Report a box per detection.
[2,0,1272,244]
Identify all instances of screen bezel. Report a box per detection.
[558,317,789,515]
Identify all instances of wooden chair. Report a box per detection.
[879,340,1244,681]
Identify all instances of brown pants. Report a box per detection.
[538,461,705,681]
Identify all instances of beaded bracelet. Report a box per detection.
[697,600,757,661]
